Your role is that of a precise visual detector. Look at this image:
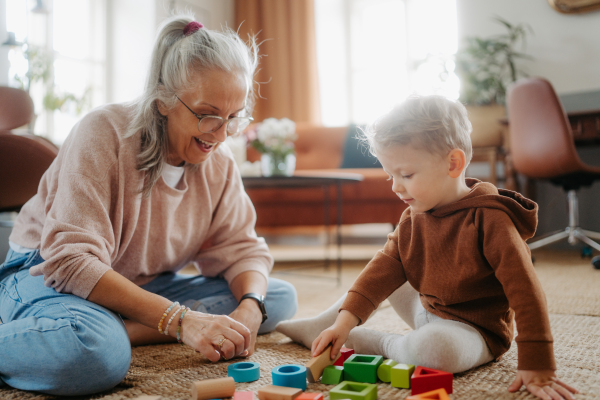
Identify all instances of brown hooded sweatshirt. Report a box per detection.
[340,179,555,371]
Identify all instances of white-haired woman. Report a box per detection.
[0,15,297,396]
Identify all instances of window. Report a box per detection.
[315,0,458,126]
[5,0,106,144]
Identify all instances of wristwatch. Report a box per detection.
[240,293,268,324]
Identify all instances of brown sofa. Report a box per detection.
[244,124,407,227]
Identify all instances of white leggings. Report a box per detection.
[358,282,495,373]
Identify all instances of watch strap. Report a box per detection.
[240,293,268,324]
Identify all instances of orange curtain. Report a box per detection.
[235,0,321,124]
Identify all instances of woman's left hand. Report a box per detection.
[228,300,263,356]
[508,369,579,399]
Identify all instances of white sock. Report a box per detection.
[345,327,389,355]
[275,293,347,349]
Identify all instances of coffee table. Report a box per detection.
[242,171,363,285]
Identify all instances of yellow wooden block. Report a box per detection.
[305,345,341,383]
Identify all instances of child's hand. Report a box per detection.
[508,370,579,400]
[311,310,359,360]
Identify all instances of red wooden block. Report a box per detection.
[410,366,453,395]
[234,392,254,400]
[407,388,451,399]
[296,394,324,400]
[333,348,355,366]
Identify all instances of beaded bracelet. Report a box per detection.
[177,307,190,344]
[158,301,180,334]
[164,305,184,336]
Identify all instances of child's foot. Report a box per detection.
[275,294,347,349]
[345,327,389,355]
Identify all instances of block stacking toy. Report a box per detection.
[333,347,355,366]
[191,377,235,400]
[257,384,303,400]
[343,354,384,384]
[376,359,398,383]
[305,345,341,383]
[296,393,324,400]
[228,361,261,382]
[329,381,377,400]
[233,392,254,400]
[320,365,344,385]
[272,364,308,391]
[410,366,453,395]
[406,388,451,399]
[390,363,415,389]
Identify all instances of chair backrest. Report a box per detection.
[506,77,583,178]
[0,131,59,212]
[0,86,35,130]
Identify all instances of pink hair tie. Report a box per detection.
[183,21,204,36]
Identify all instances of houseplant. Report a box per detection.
[247,118,297,177]
[455,16,533,106]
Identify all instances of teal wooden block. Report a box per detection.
[390,363,415,388]
[376,359,398,383]
[343,354,383,384]
[329,381,377,400]
[321,365,344,385]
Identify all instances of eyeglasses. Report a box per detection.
[176,96,253,136]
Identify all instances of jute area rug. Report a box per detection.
[1,250,599,399]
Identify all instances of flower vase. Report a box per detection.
[261,153,296,177]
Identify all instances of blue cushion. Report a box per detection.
[340,124,382,168]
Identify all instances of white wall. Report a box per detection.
[106,0,234,103]
[456,0,600,94]
[0,0,8,85]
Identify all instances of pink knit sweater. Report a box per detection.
[9,103,273,299]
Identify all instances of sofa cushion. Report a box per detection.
[340,125,382,168]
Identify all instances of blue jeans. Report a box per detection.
[0,249,297,396]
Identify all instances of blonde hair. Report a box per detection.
[126,13,259,197]
[364,95,473,163]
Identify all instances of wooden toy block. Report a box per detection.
[406,388,451,400]
[272,364,307,391]
[410,366,453,395]
[296,393,324,400]
[234,392,255,400]
[333,348,355,366]
[191,377,235,400]
[257,384,302,400]
[342,354,383,384]
[390,363,415,388]
[376,359,398,383]
[305,345,341,383]
[329,381,377,400]
[320,365,344,385]
[229,361,261,382]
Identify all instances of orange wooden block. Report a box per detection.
[191,377,235,400]
[406,388,451,399]
[305,345,341,383]
[234,392,255,400]
[296,393,324,400]
[257,385,303,400]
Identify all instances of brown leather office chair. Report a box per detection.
[0,86,59,227]
[506,77,600,267]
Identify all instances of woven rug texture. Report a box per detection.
[1,250,599,399]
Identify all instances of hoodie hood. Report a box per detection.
[430,178,538,240]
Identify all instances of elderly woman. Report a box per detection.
[0,15,297,396]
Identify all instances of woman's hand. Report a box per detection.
[177,310,251,362]
[508,370,579,400]
[228,299,264,356]
[311,310,359,360]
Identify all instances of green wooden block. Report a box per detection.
[321,365,344,385]
[329,381,377,400]
[390,363,415,389]
[376,359,398,383]
[343,354,384,384]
